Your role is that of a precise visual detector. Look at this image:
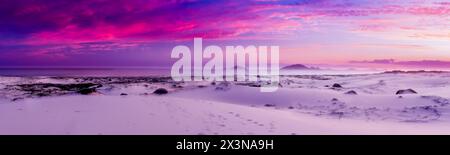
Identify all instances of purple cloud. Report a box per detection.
[0,0,449,67]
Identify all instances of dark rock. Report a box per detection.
[264,104,276,107]
[329,111,345,118]
[332,83,343,88]
[153,88,168,95]
[236,82,261,87]
[395,89,417,95]
[78,88,96,95]
[249,83,261,87]
[12,97,24,101]
[331,98,339,102]
[292,75,331,80]
[120,93,128,96]
[401,106,440,122]
[344,90,358,95]
[172,84,183,88]
[151,78,161,82]
[13,83,102,96]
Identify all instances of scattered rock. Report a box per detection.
[421,96,450,106]
[384,70,444,74]
[153,88,168,95]
[329,111,345,118]
[395,89,417,95]
[331,98,339,102]
[235,81,262,87]
[264,104,276,107]
[215,82,230,91]
[282,64,319,70]
[332,83,342,88]
[215,87,226,91]
[12,97,24,101]
[172,84,183,88]
[344,90,357,95]
[11,83,102,96]
[401,106,440,122]
[78,88,96,95]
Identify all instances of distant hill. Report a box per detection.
[281,64,320,70]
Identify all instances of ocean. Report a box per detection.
[0,67,383,77]
[0,68,171,77]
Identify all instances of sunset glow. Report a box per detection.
[0,0,449,68]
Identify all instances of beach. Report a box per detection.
[1,70,450,134]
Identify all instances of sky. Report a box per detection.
[0,0,449,68]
